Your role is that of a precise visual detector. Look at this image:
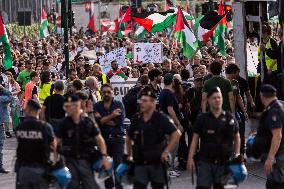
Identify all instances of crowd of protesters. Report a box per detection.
[0,18,282,183]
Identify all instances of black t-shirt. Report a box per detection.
[159,89,182,121]
[147,83,161,99]
[237,76,249,100]
[43,94,65,120]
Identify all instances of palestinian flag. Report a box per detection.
[118,23,132,38]
[174,7,197,60]
[88,13,97,33]
[213,0,227,55]
[132,10,176,33]
[197,11,225,46]
[0,16,12,70]
[101,19,119,33]
[121,7,132,23]
[40,9,49,38]
[118,7,132,39]
[135,25,147,40]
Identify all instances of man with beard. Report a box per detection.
[94,84,125,189]
[107,60,126,79]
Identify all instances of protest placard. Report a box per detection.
[247,42,258,77]
[110,75,138,102]
[99,48,126,73]
[133,43,162,64]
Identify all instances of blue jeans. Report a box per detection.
[0,123,5,168]
[104,139,125,189]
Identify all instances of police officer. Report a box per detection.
[253,84,284,189]
[15,99,56,189]
[57,94,111,189]
[126,87,181,189]
[187,87,240,189]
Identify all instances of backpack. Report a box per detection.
[122,85,141,119]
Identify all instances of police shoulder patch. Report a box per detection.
[272,114,277,122]
[229,119,235,125]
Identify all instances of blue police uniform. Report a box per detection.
[127,111,177,189]
[193,111,239,189]
[15,116,55,189]
[257,99,284,189]
[94,99,125,189]
[57,115,101,189]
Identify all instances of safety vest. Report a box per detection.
[39,82,53,105]
[24,81,36,108]
[258,38,277,72]
[96,90,102,102]
[102,74,107,84]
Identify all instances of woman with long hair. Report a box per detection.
[173,74,191,170]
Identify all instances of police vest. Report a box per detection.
[198,112,236,163]
[39,82,53,105]
[254,101,284,156]
[131,111,167,164]
[258,38,277,72]
[16,118,50,165]
[59,116,99,160]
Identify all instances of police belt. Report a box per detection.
[134,160,163,165]
[107,134,126,140]
[59,146,91,160]
[199,157,227,165]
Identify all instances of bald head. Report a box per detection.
[85,76,98,90]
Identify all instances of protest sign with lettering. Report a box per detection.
[247,42,258,77]
[110,75,138,102]
[133,43,162,64]
[99,48,126,73]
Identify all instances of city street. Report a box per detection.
[0,138,267,189]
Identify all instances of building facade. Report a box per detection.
[0,0,55,24]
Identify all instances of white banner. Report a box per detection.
[110,75,138,102]
[99,48,126,74]
[246,42,258,77]
[133,43,162,64]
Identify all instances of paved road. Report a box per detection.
[0,137,267,189]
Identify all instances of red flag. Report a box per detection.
[121,7,131,23]
[88,14,97,32]
[174,7,185,32]
[218,0,227,25]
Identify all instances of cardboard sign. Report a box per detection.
[99,48,126,73]
[133,43,162,64]
[110,76,138,102]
